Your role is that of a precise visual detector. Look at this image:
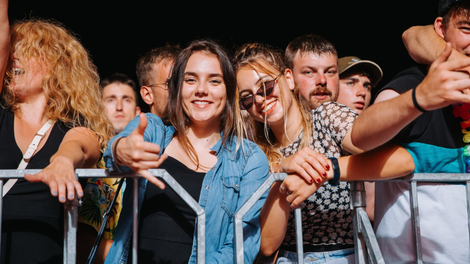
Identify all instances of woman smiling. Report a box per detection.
[104,40,269,264]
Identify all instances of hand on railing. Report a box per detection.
[277,147,329,184]
[25,156,83,203]
[279,173,326,209]
[114,113,167,189]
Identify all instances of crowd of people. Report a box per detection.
[1,0,470,263]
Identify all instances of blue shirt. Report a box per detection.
[103,113,269,264]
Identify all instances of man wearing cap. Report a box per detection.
[350,0,470,263]
[337,56,383,114]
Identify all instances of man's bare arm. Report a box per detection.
[352,43,470,150]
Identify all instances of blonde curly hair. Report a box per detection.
[2,19,113,150]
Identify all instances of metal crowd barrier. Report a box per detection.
[0,169,205,264]
[2,169,469,264]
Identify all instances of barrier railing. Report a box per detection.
[3,169,469,264]
[0,169,205,264]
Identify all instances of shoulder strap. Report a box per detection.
[3,119,55,196]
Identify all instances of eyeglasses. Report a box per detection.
[239,73,282,110]
[146,82,168,90]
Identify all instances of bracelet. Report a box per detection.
[412,86,427,112]
[328,157,340,186]
[113,137,126,165]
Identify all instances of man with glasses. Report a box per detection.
[285,34,339,110]
[136,45,181,117]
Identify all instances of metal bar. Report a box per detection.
[466,181,470,257]
[132,177,138,264]
[295,207,304,264]
[410,180,423,264]
[0,180,3,261]
[357,209,385,264]
[233,173,286,264]
[351,182,366,264]
[64,196,78,264]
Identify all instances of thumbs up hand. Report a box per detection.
[114,113,167,189]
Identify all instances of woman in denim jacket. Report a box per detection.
[103,40,269,264]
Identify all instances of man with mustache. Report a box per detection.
[285,34,339,110]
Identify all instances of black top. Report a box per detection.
[378,65,464,149]
[137,156,205,264]
[0,106,71,264]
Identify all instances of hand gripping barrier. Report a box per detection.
[2,169,469,264]
[0,169,205,264]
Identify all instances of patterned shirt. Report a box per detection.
[280,102,358,247]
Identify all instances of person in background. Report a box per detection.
[78,73,141,263]
[136,45,181,116]
[336,56,383,222]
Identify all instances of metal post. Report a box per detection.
[132,177,139,264]
[233,173,286,264]
[295,207,304,264]
[0,180,3,258]
[351,182,367,264]
[63,195,79,264]
[466,181,470,257]
[410,180,423,264]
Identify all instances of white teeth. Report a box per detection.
[194,101,210,105]
[262,101,275,113]
[13,68,24,75]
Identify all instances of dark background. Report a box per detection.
[9,0,438,109]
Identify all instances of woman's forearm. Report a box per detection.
[259,182,290,256]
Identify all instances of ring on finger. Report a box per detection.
[305,155,310,162]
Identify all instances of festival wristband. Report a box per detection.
[412,86,427,112]
[328,157,340,186]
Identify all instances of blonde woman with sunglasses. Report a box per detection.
[234,43,414,264]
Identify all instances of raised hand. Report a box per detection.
[416,42,470,111]
[277,147,329,184]
[115,113,167,189]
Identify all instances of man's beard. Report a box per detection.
[307,85,337,109]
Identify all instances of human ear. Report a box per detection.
[435,17,446,39]
[284,69,295,91]
[135,106,141,116]
[140,86,154,107]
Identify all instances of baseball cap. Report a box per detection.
[439,0,461,17]
[338,56,383,86]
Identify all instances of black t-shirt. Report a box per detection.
[377,65,464,149]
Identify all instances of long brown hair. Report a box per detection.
[164,40,242,169]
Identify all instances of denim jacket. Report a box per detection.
[103,113,269,264]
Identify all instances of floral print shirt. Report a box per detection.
[279,102,358,247]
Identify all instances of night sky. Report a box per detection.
[9,0,438,109]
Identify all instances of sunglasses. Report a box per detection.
[239,73,282,110]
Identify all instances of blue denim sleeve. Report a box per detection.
[206,142,270,263]
[103,113,174,173]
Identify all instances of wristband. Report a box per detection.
[113,137,125,165]
[328,157,340,186]
[412,86,427,112]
